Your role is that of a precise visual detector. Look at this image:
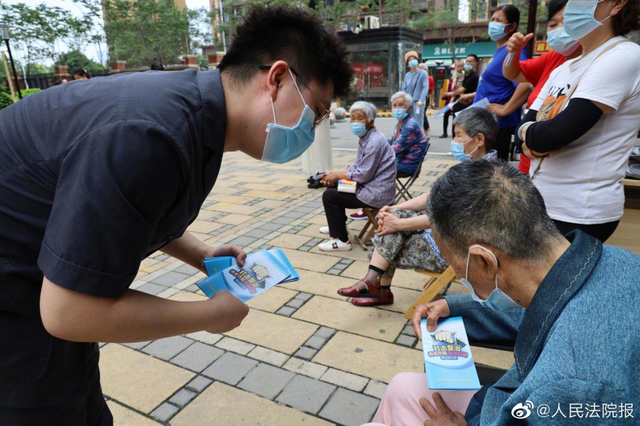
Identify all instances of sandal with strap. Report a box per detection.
[337,278,375,297]
[351,284,394,307]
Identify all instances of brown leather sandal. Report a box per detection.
[350,284,394,307]
[337,278,374,297]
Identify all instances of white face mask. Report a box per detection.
[459,245,523,311]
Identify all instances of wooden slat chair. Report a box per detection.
[404,265,461,320]
[353,207,379,251]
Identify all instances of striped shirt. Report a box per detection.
[347,127,397,208]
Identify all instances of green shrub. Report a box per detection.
[0,87,42,112]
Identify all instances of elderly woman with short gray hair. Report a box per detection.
[388,91,428,178]
[338,108,497,306]
[318,101,396,252]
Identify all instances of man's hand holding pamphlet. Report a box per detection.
[198,249,299,302]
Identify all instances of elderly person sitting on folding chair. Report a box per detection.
[389,91,428,178]
[338,108,497,306]
[362,159,639,426]
[318,101,396,252]
[351,91,428,221]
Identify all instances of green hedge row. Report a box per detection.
[0,88,42,112]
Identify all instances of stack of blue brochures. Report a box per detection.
[197,249,299,302]
[420,317,481,391]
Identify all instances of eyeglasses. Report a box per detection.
[259,64,331,131]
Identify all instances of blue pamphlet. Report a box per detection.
[202,249,299,284]
[270,248,299,283]
[421,317,481,391]
[198,249,297,302]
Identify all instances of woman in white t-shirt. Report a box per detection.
[515,0,640,242]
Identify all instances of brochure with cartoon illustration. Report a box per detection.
[198,250,291,302]
[202,249,299,284]
[420,317,481,391]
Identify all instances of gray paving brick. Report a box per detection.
[150,402,179,422]
[282,358,328,379]
[402,324,417,336]
[247,346,290,367]
[294,347,317,361]
[169,388,197,407]
[231,236,258,247]
[326,268,342,275]
[185,284,201,293]
[175,264,201,276]
[122,341,151,350]
[319,388,379,426]
[364,380,387,399]
[242,229,271,239]
[237,363,295,400]
[170,342,224,372]
[201,352,258,385]
[304,336,327,350]
[298,246,311,252]
[276,375,336,415]
[137,283,166,296]
[283,211,305,219]
[286,299,305,309]
[151,271,190,287]
[271,216,292,225]
[142,336,194,361]
[315,327,337,339]
[257,222,284,232]
[295,292,314,302]
[321,368,368,392]
[215,337,255,355]
[396,335,418,347]
[186,375,213,393]
[277,306,296,317]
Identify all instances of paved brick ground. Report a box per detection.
[100,149,560,425]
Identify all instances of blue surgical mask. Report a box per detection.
[546,26,581,55]
[351,123,368,137]
[460,245,522,312]
[392,108,408,121]
[564,0,612,40]
[408,59,419,68]
[451,137,478,162]
[262,68,316,164]
[463,64,473,72]
[488,22,509,41]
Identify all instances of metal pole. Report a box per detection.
[526,0,538,59]
[4,39,22,99]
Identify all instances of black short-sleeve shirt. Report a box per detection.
[0,69,226,407]
[453,71,480,113]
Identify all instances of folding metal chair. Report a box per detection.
[395,140,431,204]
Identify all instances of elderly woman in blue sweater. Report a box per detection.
[363,159,639,426]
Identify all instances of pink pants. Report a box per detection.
[362,373,478,426]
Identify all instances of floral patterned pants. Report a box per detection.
[371,209,448,280]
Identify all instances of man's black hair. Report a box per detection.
[71,68,90,79]
[150,61,164,71]
[218,6,353,98]
[466,53,479,63]
[547,0,569,21]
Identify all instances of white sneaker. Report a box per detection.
[319,238,352,251]
[320,225,348,234]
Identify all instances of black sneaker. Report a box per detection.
[439,133,448,138]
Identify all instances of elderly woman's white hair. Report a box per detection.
[391,91,413,108]
[349,101,377,122]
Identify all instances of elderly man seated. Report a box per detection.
[338,108,498,306]
[318,101,396,252]
[362,159,639,426]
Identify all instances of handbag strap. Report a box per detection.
[531,39,631,178]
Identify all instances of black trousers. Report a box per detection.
[0,343,113,426]
[322,188,372,242]
[496,127,516,161]
[442,109,454,136]
[553,219,620,243]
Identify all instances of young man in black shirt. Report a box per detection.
[0,6,352,425]
[440,54,480,138]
